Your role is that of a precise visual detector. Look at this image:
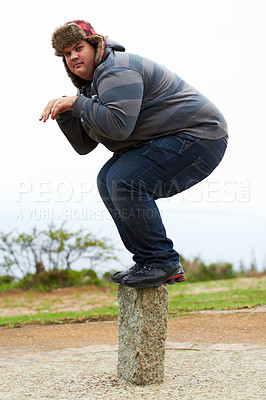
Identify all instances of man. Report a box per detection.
[40,20,228,288]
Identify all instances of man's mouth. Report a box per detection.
[74,62,83,68]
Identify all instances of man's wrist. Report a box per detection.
[72,95,88,118]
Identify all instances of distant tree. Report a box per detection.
[0,223,116,278]
[249,248,258,275]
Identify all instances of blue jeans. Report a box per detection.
[97,133,227,268]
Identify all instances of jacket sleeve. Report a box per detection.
[72,68,144,142]
[57,110,98,155]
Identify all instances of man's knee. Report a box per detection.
[97,166,109,197]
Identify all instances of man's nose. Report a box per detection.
[71,52,79,60]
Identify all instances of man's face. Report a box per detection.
[63,40,96,81]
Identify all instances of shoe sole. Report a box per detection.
[123,272,186,288]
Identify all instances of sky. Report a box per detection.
[1,0,265,273]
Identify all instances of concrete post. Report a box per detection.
[117,284,169,385]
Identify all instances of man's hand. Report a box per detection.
[39,96,78,122]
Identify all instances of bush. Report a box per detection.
[182,256,236,282]
[0,275,15,285]
[102,271,114,284]
[17,269,104,291]
[79,269,103,286]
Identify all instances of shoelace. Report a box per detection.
[136,266,152,274]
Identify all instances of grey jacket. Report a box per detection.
[57,40,228,155]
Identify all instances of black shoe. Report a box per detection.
[111,264,142,284]
[122,262,186,288]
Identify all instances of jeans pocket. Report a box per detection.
[138,136,179,163]
[162,157,212,197]
[138,134,198,164]
[175,133,199,154]
[192,156,213,176]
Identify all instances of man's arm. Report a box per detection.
[40,96,98,155]
[72,69,144,143]
[57,110,98,155]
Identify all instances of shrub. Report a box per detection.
[79,269,103,286]
[102,271,113,284]
[0,275,15,285]
[16,269,104,291]
[182,256,236,282]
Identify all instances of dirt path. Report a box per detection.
[0,307,265,399]
[0,307,265,357]
[0,280,265,399]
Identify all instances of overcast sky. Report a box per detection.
[1,0,265,271]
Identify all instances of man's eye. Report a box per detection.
[64,52,70,57]
[76,46,83,51]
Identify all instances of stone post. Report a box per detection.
[117,284,169,385]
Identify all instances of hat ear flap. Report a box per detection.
[87,36,106,66]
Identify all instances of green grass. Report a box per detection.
[167,276,265,293]
[168,288,265,316]
[167,276,265,315]
[0,305,119,328]
[0,277,265,327]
